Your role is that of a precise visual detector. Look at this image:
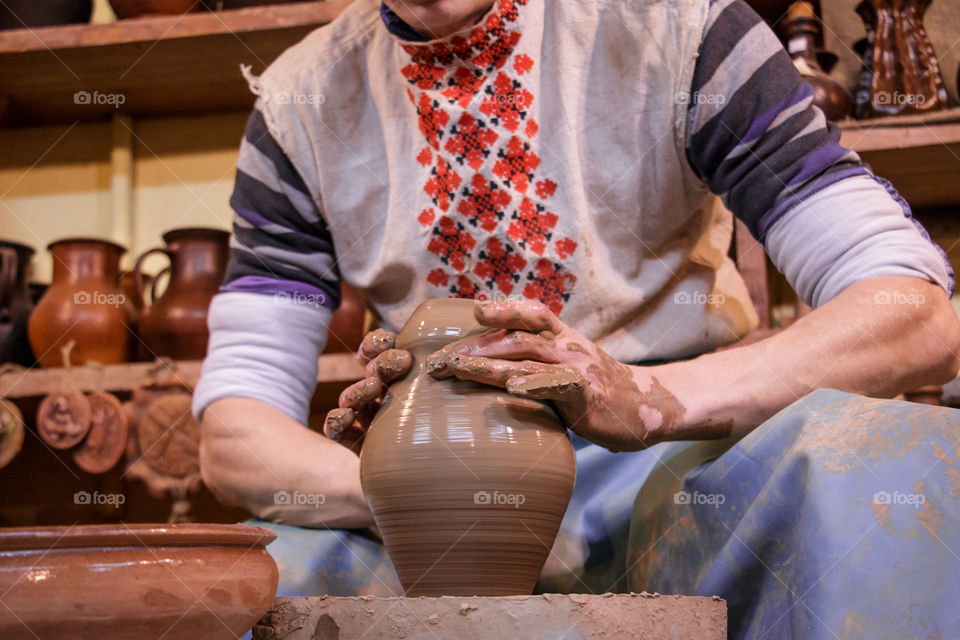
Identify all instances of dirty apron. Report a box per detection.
[256,389,960,639]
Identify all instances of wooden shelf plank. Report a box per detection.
[0,353,363,399]
[839,108,960,209]
[0,1,351,127]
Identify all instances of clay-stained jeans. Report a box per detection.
[257,390,960,639]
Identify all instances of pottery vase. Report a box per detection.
[780,2,853,121]
[28,239,135,368]
[855,0,949,119]
[360,298,576,597]
[0,240,36,366]
[134,227,230,361]
[0,0,92,30]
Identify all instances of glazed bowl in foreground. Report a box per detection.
[0,523,278,639]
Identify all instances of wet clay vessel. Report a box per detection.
[0,523,278,639]
[134,228,230,360]
[28,238,135,367]
[360,298,576,597]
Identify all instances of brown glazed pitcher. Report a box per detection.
[0,240,36,366]
[28,239,134,367]
[134,228,230,361]
[360,298,576,596]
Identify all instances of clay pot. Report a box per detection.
[134,228,230,361]
[0,523,278,639]
[854,0,949,119]
[0,0,92,30]
[779,2,853,121]
[360,298,576,596]
[108,0,201,19]
[323,283,366,354]
[28,238,135,368]
[0,240,36,366]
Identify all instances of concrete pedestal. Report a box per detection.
[253,593,727,640]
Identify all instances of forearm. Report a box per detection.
[650,276,960,441]
[200,397,373,529]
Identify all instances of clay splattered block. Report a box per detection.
[253,593,727,640]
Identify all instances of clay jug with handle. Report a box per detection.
[134,228,230,361]
[28,239,134,367]
[0,240,36,366]
[360,298,577,596]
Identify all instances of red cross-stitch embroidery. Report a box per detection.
[445,113,499,171]
[492,136,540,194]
[457,174,511,232]
[428,216,476,271]
[473,237,527,294]
[507,198,557,255]
[523,259,577,315]
[424,159,462,212]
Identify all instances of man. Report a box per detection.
[193,0,960,637]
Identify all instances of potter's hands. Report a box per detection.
[429,300,677,452]
[323,329,412,451]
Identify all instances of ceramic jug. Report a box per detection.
[28,238,135,367]
[360,298,576,596]
[134,228,230,361]
[0,240,36,366]
[780,2,853,121]
[855,0,949,118]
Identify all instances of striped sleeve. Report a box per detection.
[224,107,341,310]
[684,0,954,304]
[684,0,865,241]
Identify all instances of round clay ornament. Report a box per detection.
[0,399,25,469]
[72,392,129,474]
[37,391,92,449]
[137,393,201,478]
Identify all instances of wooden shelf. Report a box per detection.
[0,352,363,399]
[0,1,351,127]
[839,108,960,209]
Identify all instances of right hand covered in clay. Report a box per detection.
[323,329,412,452]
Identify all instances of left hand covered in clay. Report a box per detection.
[428,300,684,451]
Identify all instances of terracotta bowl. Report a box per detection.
[0,523,278,640]
[109,0,202,19]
